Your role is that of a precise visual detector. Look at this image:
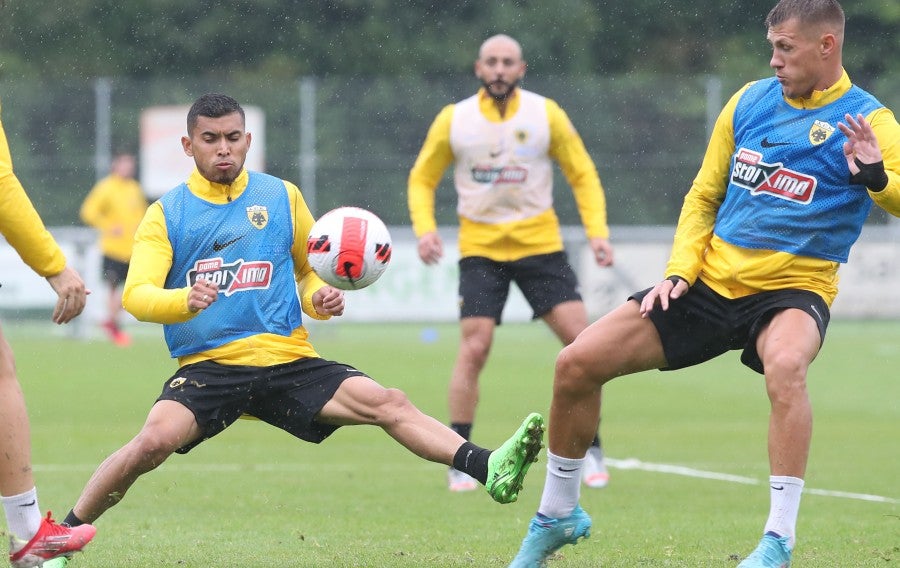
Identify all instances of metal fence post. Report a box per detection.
[299,76,318,215]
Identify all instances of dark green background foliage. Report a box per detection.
[0,2,897,228]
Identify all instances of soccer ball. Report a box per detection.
[306,206,392,290]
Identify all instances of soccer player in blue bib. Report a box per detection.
[509,1,900,567]
[57,94,545,561]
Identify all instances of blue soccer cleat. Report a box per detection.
[737,532,792,568]
[508,505,592,567]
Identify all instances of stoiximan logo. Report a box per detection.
[731,148,817,204]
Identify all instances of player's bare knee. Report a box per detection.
[128,430,179,469]
[555,346,600,394]
[764,353,810,404]
[372,387,415,424]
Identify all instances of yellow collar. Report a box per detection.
[186,168,249,204]
[784,69,851,109]
[477,87,521,121]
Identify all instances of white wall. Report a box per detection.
[3,226,900,327]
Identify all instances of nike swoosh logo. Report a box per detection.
[213,235,245,251]
[760,137,791,148]
[18,499,36,507]
[558,467,578,473]
[771,485,785,491]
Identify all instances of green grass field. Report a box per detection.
[7,319,899,567]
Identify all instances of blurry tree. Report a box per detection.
[0,0,897,81]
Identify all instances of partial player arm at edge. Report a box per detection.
[865,108,900,215]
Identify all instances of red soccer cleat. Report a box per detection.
[8,512,96,568]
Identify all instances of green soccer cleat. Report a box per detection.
[737,533,792,568]
[486,412,545,504]
[509,505,592,568]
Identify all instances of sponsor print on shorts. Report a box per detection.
[731,148,817,204]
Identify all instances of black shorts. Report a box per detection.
[458,252,581,324]
[157,358,366,453]
[101,256,129,287]
[629,279,830,374]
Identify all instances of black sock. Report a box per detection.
[452,442,490,485]
[62,510,85,527]
[450,422,472,441]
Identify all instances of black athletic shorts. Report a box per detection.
[458,251,581,323]
[157,357,366,453]
[629,278,830,374]
[101,256,129,287]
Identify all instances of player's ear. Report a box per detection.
[246,131,252,149]
[181,136,193,157]
[820,33,836,58]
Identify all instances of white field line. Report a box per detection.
[35,458,899,505]
[606,457,900,504]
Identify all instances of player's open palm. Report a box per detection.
[838,113,882,173]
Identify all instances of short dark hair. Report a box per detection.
[765,0,844,31]
[186,93,245,135]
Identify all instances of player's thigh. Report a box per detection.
[0,324,14,378]
[562,300,667,380]
[541,300,588,345]
[318,375,410,426]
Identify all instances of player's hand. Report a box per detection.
[589,237,614,267]
[313,286,345,317]
[188,278,219,313]
[639,277,688,318]
[417,231,443,265]
[46,266,90,324]
[838,113,882,173]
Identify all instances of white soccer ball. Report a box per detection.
[306,206,392,290]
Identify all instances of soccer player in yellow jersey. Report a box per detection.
[0,102,97,566]
[80,152,148,346]
[510,1,900,567]
[58,95,546,561]
[408,34,615,493]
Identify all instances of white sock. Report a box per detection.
[538,452,583,519]
[763,475,804,549]
[2,487,42,541]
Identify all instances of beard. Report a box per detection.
[481,78,519,101]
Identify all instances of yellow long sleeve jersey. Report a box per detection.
[666,71,900,305]
[408,88,609,261]
[123,169,331,368]
[80,173,148,263]
[0,105,66,277]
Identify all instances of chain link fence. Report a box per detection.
[7,72,897,231]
